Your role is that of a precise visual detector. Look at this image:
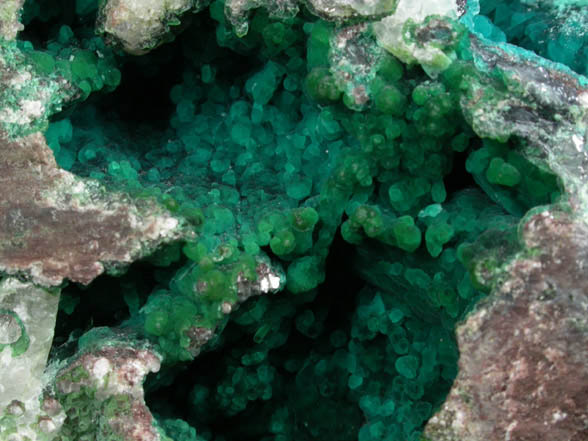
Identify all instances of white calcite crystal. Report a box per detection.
[306,0,398,19]
[373,0,458,75]
[0,279,59,409]
[98,0,194,54]
[0,0,25,40]
[0,278,60,441]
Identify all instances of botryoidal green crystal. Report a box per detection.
[0,0,586,440]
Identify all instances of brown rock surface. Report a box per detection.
[0,132,185,286]
[424,210,588,441]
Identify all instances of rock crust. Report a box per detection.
[0,132,184,285]
[425,210,588,441]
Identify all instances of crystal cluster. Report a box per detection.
[0,0,586,440]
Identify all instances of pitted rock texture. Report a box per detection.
[424,210,588,441]
[0,132,185,286]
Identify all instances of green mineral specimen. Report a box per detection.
[1,0,586,440]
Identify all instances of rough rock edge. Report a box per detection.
[0,132,188,286]
[98,0,400,51]
[463,36,588,209]
[424,210,588,441]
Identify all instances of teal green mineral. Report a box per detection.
[476,0,588,75]
[0,0,585,440]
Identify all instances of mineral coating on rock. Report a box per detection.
[373,0,459,74]
[0,279,59,410]
[0,39,77,138]
[48,342,163,441]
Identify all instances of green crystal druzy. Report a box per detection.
[5,0,578,440]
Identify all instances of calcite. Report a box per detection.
[0,278,59,435]
[224,0,298,37]
[0,0,24,41]
[373,0,459,74]
[98,0,194,54]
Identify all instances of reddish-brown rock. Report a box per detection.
[0,132,185,286]
[425,210,588,441]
